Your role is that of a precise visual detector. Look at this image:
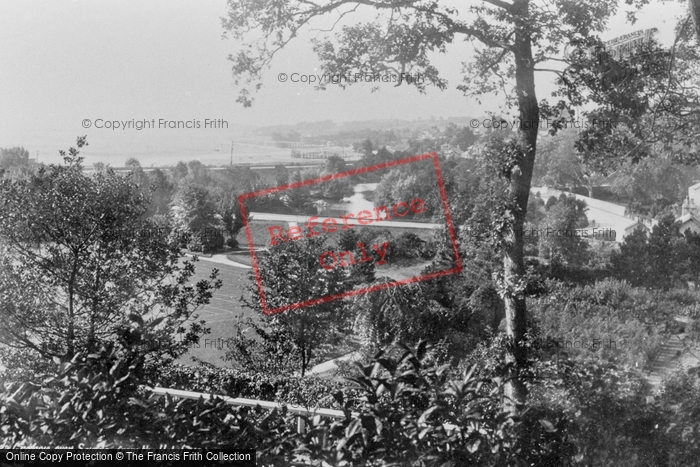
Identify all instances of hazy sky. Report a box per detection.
[0,0,687,165]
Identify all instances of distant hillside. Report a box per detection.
[254,117,477,138]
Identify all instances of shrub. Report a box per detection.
[392,231,425,259]
[0,347,295,450]
[150,361,353,411]
[277,342,526,466]
[527,357,673,467]
[0,342,532,466]
[528,279,665,368]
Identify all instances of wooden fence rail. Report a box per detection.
[148,387,458,435]
[148,386,357,434]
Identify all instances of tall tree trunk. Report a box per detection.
[503,0,539,414]
[66,260,79,359]
[690,0,700,41]
[88,266,101,353]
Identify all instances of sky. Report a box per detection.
[0,0,688,166]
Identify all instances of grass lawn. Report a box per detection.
[175,223,439,369]
[241,219,289,247]
[226,250,253,266]
[177,259,259,367]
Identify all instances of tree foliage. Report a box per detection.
[174,183,224,252]
[218,0,661,412]
[0,147,30,170]
[0,137,221,375]
[239,236,371,375]
[612,213,689,290]
[537,194,590,268]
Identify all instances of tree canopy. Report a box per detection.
[0,137,221,375]
[221,0,650,411]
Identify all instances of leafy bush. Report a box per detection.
[0,347,295,450]
[528,279,665,368]
[656,369,700,466]
[351,281,452,350]
[392,231,425,259]
[9,338,695,465]
[272,342,526,466]
[464,336,684,466]
[151,360,354,412]
[1,342,535,466]
[527,357,673,467]
[418,239,438,259]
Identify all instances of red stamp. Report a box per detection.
[239,152,462,315]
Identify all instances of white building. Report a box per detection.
[677,181,700,234]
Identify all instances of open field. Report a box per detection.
[177,260,256,367]
[227,250,253,266]
[242,220,288,247]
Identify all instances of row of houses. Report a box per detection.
[622,182,700,237]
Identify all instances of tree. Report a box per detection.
[682,230,700,288]
[373,170,421,211]
[0,137,221,372]
[323,155,347,175]
[611,226,651,287]
[535,129,603,197]
[444,123,478,151]
[273,164,289,187]
[692,0,700,43]
[571,6,700,183]
[124,157,141,169]
[221,196,248,248]
[174,183,224,252]
[222,0,629,412]
[319,155,354,199]
[146,168,174,217]
[612,214,684,289]
[373,160,440,219]
[351,281,451,350]
[609,158,692,210]
[224,315,302,376]
[0,147,30,170]
[0,147,34,180]
[453,127,478,151]
[171,161,189,181]
[537,194,589,270]
[645,213,684,290]
[280,171,312,214]
[186,160,211,184]
[207,166,260,248]
[124,157,151,204]
[239,236,370,376]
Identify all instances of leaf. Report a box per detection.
[149,316,166,328]
[345,418,362,439]
[539,419,557,433]
[128,313,145,326]
[109,360,121,376]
